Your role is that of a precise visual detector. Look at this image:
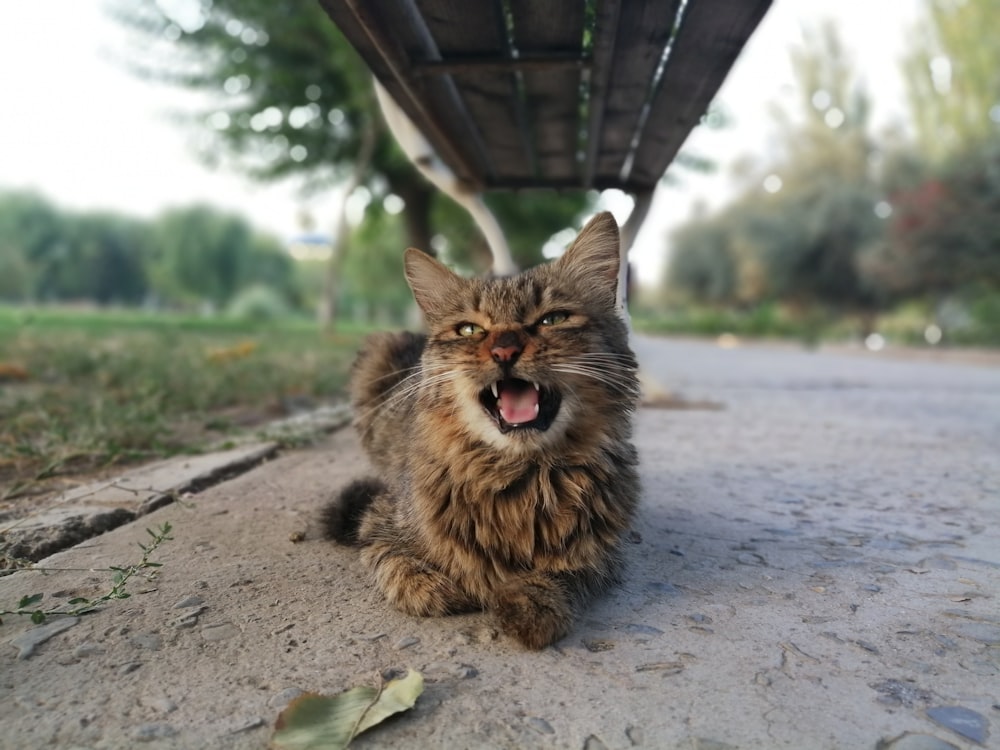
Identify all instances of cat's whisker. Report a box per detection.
[359,372,453,424]
[561,353,638,368]
[354,370,448,428]
[354,367,462,442]
[364,363,424,386]
[549,364,640,395]
[355,369,431,421]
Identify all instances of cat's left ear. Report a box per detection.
[404,247,465,319]
[555,211,622,306]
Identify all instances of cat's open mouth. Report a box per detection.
[479,378,561,433]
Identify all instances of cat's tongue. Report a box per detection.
[497,379,539,425]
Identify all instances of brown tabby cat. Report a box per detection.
[322,212,640,649]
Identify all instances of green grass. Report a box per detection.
[632,304,823,342]
[0,306,368,500]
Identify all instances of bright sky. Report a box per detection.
[0,1,921,284]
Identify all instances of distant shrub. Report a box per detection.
[225,284,290,321]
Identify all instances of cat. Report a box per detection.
[321,211,640,649]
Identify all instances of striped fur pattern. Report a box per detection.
[322,212,640,649]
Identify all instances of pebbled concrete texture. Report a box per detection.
[1,336,997,749]
[1,442,279,564]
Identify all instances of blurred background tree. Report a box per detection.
[666,23,884,320]
[150,205,299,311]
[0,190,297,314]
[902,0,1000,164]
[862,0,1000,341]
[659,3,999,344]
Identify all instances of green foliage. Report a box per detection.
[70,213,152,305]
[0,190,302,311]
[226,284,292,321]
[150,204,299,309]
[634,303,808,340]
[864,138,1000,298]
[0,191,62,302]
[665,217,737,304]
[903,0,1000,163]
[665,21,885,315]
[0,191,150,304]
[1,523,174,624]
[110,0,379,185]
[338,208,413,323]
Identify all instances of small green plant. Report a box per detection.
[0,521,174,625]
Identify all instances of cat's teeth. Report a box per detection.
[533,402,540,416]
[490,381,499,398]
[532,382,540,391]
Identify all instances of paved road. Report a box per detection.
[2,336,998,749]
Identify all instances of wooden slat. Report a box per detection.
[626,0,771,188]
[593,0,682,182]
[413,54,590,75]
[509,0,587,184]
[317,0,493,187]
[582,0,622,187]
[415,0,535,183]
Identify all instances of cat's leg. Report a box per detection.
[489,572,577,650]
[362,543,474,617]
[324,478,474,616]
[491,560,622,650]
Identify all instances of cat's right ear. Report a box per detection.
[403,248,465,319]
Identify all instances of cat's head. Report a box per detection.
[403,212,638,452]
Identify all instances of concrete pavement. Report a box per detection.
[2,336,998,749]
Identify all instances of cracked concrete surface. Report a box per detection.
[1,336,997,749]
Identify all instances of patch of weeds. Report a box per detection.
[0,311,363,497]
[0,522,174,624]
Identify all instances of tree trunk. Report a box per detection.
[389,170,436,256]
[318,119,379,331]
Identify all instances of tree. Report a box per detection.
[66,213,151,305]
[855,0,1000,304]
[149,205,298,309]
[0,192,151,304]
[665,21,886,316]
[665,216,738,304]
[863,138,1000,297]
[338,206,413,323]
[0,191,66,301]
[902,0,1000,163]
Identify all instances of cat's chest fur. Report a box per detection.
[401,409,632,590]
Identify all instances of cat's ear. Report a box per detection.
[404,247,465,318]
[556,211,621,305]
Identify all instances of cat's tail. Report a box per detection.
[320,477,385,545]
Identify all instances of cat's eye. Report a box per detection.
[538,311,569,327]
[457,322,485,337]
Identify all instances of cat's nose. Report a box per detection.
[490,332,522,364]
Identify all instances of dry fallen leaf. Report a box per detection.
[271,669,424,750]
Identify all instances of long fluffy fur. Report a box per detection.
[323,212,640,649]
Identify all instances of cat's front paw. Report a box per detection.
[491,577,573,650]
[364,548,473,617]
